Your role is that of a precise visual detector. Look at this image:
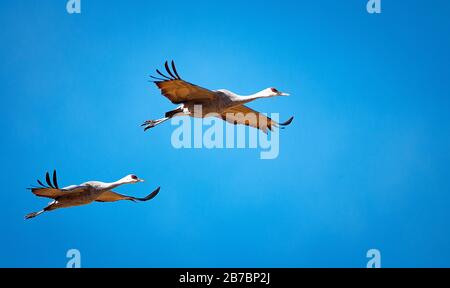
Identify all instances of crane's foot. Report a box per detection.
[141,120,158,131]
[141,117,170,131]
[141,120,155,127]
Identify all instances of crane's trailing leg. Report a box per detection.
[25,202,56,220]
[25,210,45,219]
[141,117,170,131]
[141,106,185,131]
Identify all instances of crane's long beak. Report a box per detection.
[279,92,290,96]
[138,178,145,182]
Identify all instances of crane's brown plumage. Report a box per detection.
[96,187,160,202]
[26,170,160,219]
[222,105,294,133]
[155,80,217,104]
[151,61,217,104]
[144,61,294,133]
[29,171,68,198]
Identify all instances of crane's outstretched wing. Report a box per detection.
[150,61,217,104]
[96,187,161,203]
[27,170,86,199]
[221,105,294,133]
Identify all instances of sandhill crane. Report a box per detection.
[25,170,160,219]
[142,61,294,133]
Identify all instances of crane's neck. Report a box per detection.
[234,90,274,104]
[101,178,129,190]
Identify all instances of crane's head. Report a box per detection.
[121,174,145,184]
[265,87,289,96]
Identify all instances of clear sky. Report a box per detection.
[1,0,450,267]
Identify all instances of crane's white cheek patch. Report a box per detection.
[169,112,282,160]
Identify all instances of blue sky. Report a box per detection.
[1,0,450,267]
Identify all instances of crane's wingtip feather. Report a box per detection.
[37,179,47,187]
[53,170,59,189]
[150,75,166,81]
[45,171,55,188]
[164,61,177,79]
[156,69,172,80]
[280,116,294,126]
[144,186,161,201]
[171,60,182,80]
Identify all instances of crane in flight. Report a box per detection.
[142,61,294,133]
[25,170,160,219]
